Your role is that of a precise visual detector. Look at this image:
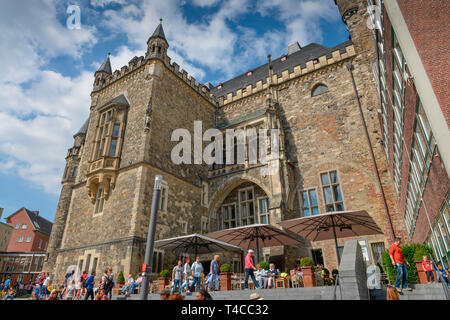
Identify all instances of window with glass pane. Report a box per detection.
[239,188,255,225]
[221,204,236,229]
[300,189,319,216]
[94,186,104,213]
[259,198,270,224]
[320,171,344,212]
[92,108,125,161]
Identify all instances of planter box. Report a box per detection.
[158,278,169,292]
[301,266,316,287]
[220,273,232,291]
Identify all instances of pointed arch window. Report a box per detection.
[311,83,329,97]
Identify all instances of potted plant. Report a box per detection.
[158,269,171,292]
[300,257,315,287]
[219,264,232,291]
[258,261,269,270]
[117,271,125,286]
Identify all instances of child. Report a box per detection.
[386,285,400,300]
[421,256,434,283]
[435,263,450,287]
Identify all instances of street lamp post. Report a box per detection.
[140,175,163,300]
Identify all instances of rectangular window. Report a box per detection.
[38,239,43,249]
[201,182,208,207]
[180,221,188,234]
[201,216,209,234]
[25,236,31,243]
[221,203,237,229]
[21,223,27,229]
[239,187,256,226]
[44,242,48,250]
[94,186,104,214]
[371,242,386,265]
[72,166,78,177]
[14,224,19,229]
[18,236,23,243]
[158,181,169,211]
[320,171,344,212]
[300,189,319,216]
[258,198,270,224]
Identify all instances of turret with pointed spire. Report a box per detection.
[146,19,169,61]
[94,53,112,91]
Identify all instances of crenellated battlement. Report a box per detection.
[165,58,216,105]
[216,44,356,107]
[93,53,216,105]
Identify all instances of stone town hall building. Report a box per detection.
[44,0,410,282]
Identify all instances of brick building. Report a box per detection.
[43,0,437,283]
[0,207,52,283]
[370,0,449,267]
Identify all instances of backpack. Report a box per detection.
[103,275,112,290]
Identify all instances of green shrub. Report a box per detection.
[300,257,314,267]
[219,263,231,273]
[413,246,432,262]
[322,267,330,275]
[331,269,339,276]
[382,243,433,285]
[258,261,270,270]
[117,271,125,283]
[159,269,171,278]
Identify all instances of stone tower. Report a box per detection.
[43,120,87,275]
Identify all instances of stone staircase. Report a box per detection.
[370,283,449,300]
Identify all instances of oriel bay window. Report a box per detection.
[86,95,129,211]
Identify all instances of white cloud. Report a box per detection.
[90,0,126,7]
[191,0,220,7]
[0,1,96,194]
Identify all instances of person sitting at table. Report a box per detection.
[255,264,268,288]
[266,264,278,288]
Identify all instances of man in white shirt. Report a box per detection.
[181,257,192,294]
[42,274,50,298]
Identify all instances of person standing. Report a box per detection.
[181,257,192,294]
[106,268,115,300]
[190,257,204,292]
[171,260,184,295]
[42,273,50,298]
[421,256,435,283]
[84,272,96,300]
[209,255,220,292]
[389,238,412,292]
[244,249,261,290]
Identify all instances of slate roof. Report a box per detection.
[97,55,112,74]
[102,94,130,108]
[25,209,53,236]
[211,40,352,99]
[74,118,89,137]
[216,108,267,129]
[151,23,166,41]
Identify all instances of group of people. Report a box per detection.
[244,249,280,289]
[120,273,142,296]
[171,256,205,294]
[389,237,450,293]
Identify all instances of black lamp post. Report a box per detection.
[140,175,163,300]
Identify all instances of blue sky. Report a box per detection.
[0,0,348,223]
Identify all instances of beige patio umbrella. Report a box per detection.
[206,224,304,263]
[279,210,383,263]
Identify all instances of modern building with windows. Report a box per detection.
[371,0,449,267]
[43,0,449,283]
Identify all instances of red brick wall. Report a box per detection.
[396,0,450,126]
[5,209,49,252]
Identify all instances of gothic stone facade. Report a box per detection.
[44,0,407,282]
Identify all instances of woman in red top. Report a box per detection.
[421,256,435,283]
